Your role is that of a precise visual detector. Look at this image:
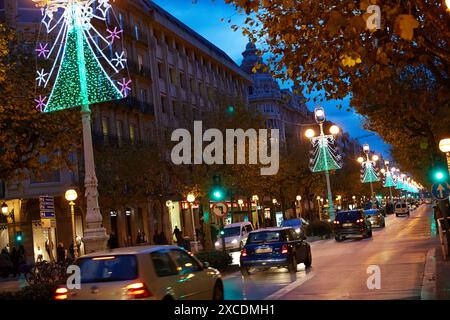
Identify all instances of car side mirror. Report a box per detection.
[202,261,210,268]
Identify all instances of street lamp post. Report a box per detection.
[65,189,78,259]
[296,195,302,219]
[305,107,342,221]
[187,193,198,252]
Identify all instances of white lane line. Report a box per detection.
[264,271,315,300]
[420,248,437,300]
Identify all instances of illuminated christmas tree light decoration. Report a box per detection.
[35,0,129,113]
[383,171,397,188]
[33,0,130,253]
[360,161,380,183]
[309,135,342,173]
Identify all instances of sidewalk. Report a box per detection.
[435,247,450,299]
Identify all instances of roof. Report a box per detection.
[250,227,292,233]
[80,245,180,258]
[224,221,252,228]
[143,1,252,82]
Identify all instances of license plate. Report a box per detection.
[342,223,352,227]
[255,247,272,254]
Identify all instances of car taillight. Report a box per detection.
[126,282,152,299]
[333,220,340,224]
[241,248,247,257]
[281,244,288,254]
[54,287,68,300]
[356,219,364,223]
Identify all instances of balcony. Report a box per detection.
[110,96,154,116]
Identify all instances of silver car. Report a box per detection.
[54,245,223,300]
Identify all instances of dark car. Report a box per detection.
[280,218,308,236]
[239,227,312,276]
[364,209,385,228]
[333,210,373,242]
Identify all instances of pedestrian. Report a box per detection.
[141,231,147,243]
[159,231,168,244]
[153,231,159,245]
[108,232,118,249]
[56,242,65,263]
[136,231,142,244]
[173,226,182,245]
[434,204,443,234]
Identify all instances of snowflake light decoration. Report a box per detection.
[34,0,131,112]
[309,135,342,173]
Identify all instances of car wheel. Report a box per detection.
[288,255,297,273]
[212,281,224,300]
[369,229,373,237]
[240,267,250,277]
[335,235,343,242]
[304,248,312,267]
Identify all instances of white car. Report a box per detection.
[395,202,410,217]
[54,245,223,300]
[215,221,253,252]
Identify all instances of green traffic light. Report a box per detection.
[213,190,223,200]
[16,235,22,241]
[227,105,235,113]
[435,171,444,180]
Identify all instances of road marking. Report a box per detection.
[264,271,315,300]
[420,248,437,300]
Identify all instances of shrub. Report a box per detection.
[195,250,232,270]
[305,220,333,237]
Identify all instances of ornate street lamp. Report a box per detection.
[186,193,198,252]
[439,138,450,174]
[358,144,380,208]
[65,189,78,259]
[305,107,342,221]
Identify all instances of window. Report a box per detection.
[102,117,109,136]
[161,96,167,113]
[248,86,254,95]
[116,120,123,145]
[129,124,136,144]
[137,54,143,72]
[118,12,124,28]
[157,61,164,79]
[168,249,202,275]
[179,72,185,89]
[134,24,139,40]
[169,67,177,85]
[76,255,138,283]
[151,251,178,277]
[172,100,177,116]
[247,231,282,244]
[189,77,195,92]
[140,88,147,102]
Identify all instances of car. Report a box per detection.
[53,245,223,300]
[364,209,385,228]
[333,209,373,242]
[239,227,312,276]
[385,202,395,215]
[215,221,253,252]
[395,202,410,217]
[280,218,308,236]
[425,198,432,205]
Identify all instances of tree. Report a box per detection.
[0,27,81,181]
[224,0,450,183]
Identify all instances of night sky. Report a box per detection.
[153,0,392,158]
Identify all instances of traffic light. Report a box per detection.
[432,169,448,182]
[211,175,225,201]
[15,231,23,243]
[226,105,235,114]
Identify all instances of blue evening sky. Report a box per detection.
[153,0,391,157]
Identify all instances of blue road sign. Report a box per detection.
[431,182,450,200]
[39,196,55,218]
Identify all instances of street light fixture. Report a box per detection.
[439,138,450,174]
[305,129,315,138]
[372,155,379,162]
[357,157,364,163]
[1,202,8,216]
[186,193,198,252]
[329,125,340,135]
[65,189,78,259]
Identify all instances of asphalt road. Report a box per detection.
[223,204,438,300]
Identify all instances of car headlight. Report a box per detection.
[295,228,301,234]
[231,239,238,244]
[215,241,220,247]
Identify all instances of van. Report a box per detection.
[215,221,253,252]
[395,202,410,217]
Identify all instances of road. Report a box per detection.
[223,204,438,300]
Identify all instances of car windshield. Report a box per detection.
[336,211,362,221]
[223,227,240,237]
[76,255,138,283]
[247,231,282,244]
[281,219,301,228]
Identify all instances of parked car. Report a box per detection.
[395,202,410,217]
[385,202,395,215]
[364,209,385,228]
[53,245,223,300]
[215,221,253,252]
[333,210,373,242]
[239,227,312,276]
[280,218,308,236]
